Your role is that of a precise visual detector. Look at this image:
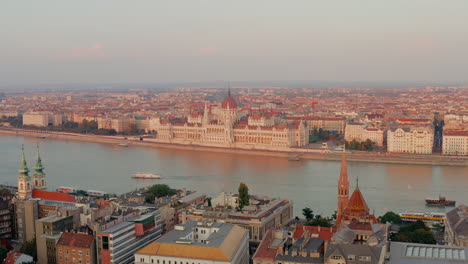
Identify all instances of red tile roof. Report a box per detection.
[57,232,94,248]
[344,188,369,214]
[32,190,76,203]
[253,229,277,261]
[293,225,336,241]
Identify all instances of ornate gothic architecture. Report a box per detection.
[17,145,47,200]
[154,88,308,149]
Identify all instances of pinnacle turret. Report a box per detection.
[18,145,30,177]
[34,144,45,176]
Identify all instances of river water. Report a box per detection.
[1,134,466,217]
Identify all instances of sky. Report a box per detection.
[1,0,468,86]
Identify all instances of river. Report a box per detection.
[1,134,466,217]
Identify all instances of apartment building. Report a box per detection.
[387,126,434,154]
[345,122,384,146]
[35,214,74,264]
[96,210,163,264]
[135,221,249,264]
[443,130,468,156]
[56,232,96,264]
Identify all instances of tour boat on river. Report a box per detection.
[425,195,456,206]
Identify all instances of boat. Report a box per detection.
[288,156,302,161]
[87,190,107,197]
[425,195,456,206]
[399,212,447,226]
[117,143,129,147]
[56,186,77,193]
[132,173,161,179]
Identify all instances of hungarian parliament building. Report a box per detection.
[152,89,309,150]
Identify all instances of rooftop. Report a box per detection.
[57,232,94,249]
[388,242,468,264]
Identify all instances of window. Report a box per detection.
[348,255,356,260]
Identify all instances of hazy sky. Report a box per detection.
[1,0,468,85]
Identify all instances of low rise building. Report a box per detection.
[198,196,293,243]
[56,232,96,264]
[386,241,468,264]
[445,205,468,247]
[324,243,386,264]
[135,221,249,264]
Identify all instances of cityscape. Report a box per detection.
[1,1,468,264]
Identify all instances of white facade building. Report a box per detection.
[23,112,49,127]
[135,221,249,264]
[443,130,468,156]
[387,126,434,154]
[345,122,384,146]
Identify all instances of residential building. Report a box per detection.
[35,214,74,264]
[387,126,434,154]
[386,241,468,264]
[135,221,249,264]
[442,130,468,156]
[23,112,49,127]
[324,243,385,264]
[14,199,39,243]
[56,232,96,264]
[200,196,293,243]
[445,205,468,247]
[344,122,384,146]
[3,251,34,264]
[96,210,163,264]
[253,225,336,264]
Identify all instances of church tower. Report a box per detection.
[17,145,33,200]
[32,144,47,190]
[337,148,350,224]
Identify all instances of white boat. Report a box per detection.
[117,143,129,147]
[132,173,161,179]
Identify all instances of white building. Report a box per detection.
[211,192,239,208]
[135,221,249,264]
[23,112,62,127]
[387,126,434,154]
[443,130,468,156]
[345,122,384,146]
[23,112,49,127]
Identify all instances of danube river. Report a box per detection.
[1,135,467,217]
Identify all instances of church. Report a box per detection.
[334,149,386,244]
[153,88,309,149]
[17,144,47,200]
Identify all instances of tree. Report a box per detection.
[379,211,402,224]
[238,183,250,210]
[392,220,436,244]
[20,239,37,260]
[302,207,314,222]
[0,245,8,263]
[145,184,176,203]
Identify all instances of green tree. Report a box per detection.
[392,220,436,244]
[0,245,8,263]
[238,183,250,210]
[20,239,37,260]
[379,211,402,224]
[302,207,314,222]
[145,184,176,203]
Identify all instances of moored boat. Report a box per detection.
[132,173,161,179]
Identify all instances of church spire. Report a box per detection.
[228,83,231,97]
[339,147,349,185]
[337,147,350,225]
[18,145,30,177]
[34,143,44,176]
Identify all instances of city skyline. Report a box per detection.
[2,1,468,85]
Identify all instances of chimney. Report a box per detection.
[278,246,284,255]
[318,226,321,232]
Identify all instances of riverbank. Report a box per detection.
[1,127,467,166]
